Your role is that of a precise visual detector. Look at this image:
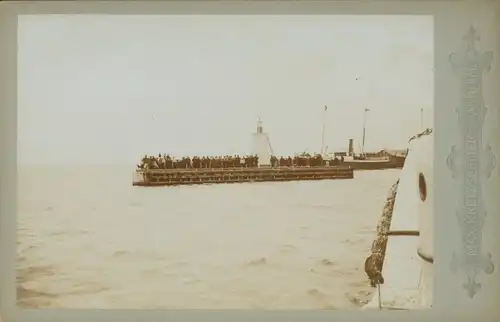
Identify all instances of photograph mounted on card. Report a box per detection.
[15,13,433,310]
[0,2,499,322]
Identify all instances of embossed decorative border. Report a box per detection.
[447,25,496,298]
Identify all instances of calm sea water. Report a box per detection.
[17,165,401,310]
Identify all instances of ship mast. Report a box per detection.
[321,105,328,155]
[420,107,424,131]
[361,108,370,155]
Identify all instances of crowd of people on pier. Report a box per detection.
[137,153,345,170]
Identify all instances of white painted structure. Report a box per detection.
[251,119,273,167]
[415,132,433,308]
[364,130,433,310]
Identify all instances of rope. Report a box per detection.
[371,231,420,310]
[377,283,382,309]
[363,179,426,310]
[408,128,433,143]
[363,154,432,309]
[417,248,434,264]
[370,232,431,310]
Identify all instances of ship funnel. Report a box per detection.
[348,139,354,156]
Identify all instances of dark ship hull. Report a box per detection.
[343,155,406,170]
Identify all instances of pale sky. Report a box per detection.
[17,15,433,165]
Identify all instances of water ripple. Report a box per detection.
[17,166,401,309]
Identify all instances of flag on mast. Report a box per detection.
[364,108,370,112]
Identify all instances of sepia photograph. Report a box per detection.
[16,14,434,310]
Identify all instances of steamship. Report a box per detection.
[323,138,407,171]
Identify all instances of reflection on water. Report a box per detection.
[17,165,401,309]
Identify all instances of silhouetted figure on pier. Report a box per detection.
[137,152,350,171]
[270,156,278,167]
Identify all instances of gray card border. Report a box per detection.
[1,1,500,322]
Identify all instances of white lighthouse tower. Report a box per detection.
[251,118,273,167]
